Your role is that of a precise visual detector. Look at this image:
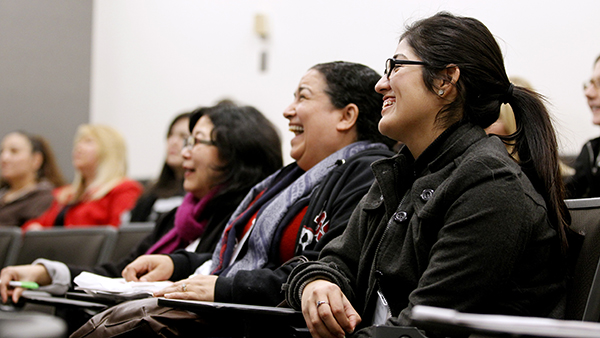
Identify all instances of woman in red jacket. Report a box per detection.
[23,124,142,229]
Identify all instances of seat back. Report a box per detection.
[565,197,600,321]
[0,226,21,268]
[15,227,117,266]
[110,222,155,262]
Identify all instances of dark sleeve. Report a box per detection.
[128,193,158,223]
[67,208,177,283]
[215,263,297,306]
[213,152,390,306]
[565,141,593,198]
[169,251,213,281]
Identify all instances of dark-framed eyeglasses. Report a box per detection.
[183,135,215,150]
[385,58,427,78]
[584,78,600,91]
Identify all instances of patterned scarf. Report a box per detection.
[210,141,386,277]
[145,188,219,255]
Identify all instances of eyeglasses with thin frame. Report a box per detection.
[385,58,428,79]
[183,135,215,150]
[584,78,600,91]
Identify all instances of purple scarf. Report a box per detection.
[145,188,219,255]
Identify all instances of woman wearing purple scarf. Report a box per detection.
[0,102,283,304]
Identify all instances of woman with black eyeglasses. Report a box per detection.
[286,12,572,338]
[565,55,600,198]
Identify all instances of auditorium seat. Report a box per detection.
[15,227,117,266]
[109,222,155,262]
[0,226,21,268]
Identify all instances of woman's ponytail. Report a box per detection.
[510,87,569,252]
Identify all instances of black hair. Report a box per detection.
[151,112,192,198]
[189,102,283,211]
[310,61,396,149]
[402,12,569,251]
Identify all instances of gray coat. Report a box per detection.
[286,122,566,337]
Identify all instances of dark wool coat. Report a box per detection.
[287,123,566,337]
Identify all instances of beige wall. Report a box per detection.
[0,0,93,181]
[3,1,597,181]
[90,0,600,179]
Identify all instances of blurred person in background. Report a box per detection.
[124,112,191,223]
[566,55,600,198]
[23,124,142,230]
[485,76,575,177]
[0,131,65,226]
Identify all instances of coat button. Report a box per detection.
[420,189,434,201]
[393,211,408,223]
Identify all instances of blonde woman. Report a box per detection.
[23,124,142,230]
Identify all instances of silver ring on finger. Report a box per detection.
[316,300,329,308]
[182,283,187,292]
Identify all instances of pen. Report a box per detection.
[8,281,39,289]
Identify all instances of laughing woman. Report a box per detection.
[286,12,571,338]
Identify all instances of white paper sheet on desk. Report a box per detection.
[74,271,173,296]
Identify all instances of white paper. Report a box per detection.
[73,271,173,296]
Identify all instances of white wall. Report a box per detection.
[90,0,600,180]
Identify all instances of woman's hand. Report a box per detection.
[0,265,51,303]
[121,254,174,282]
[301,280,361,338]
[153,274,218,301]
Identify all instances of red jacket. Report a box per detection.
[23,179,142,230]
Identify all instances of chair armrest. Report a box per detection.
[410,305,600,338]
[20,291,107,311]
[157,298,308,337]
